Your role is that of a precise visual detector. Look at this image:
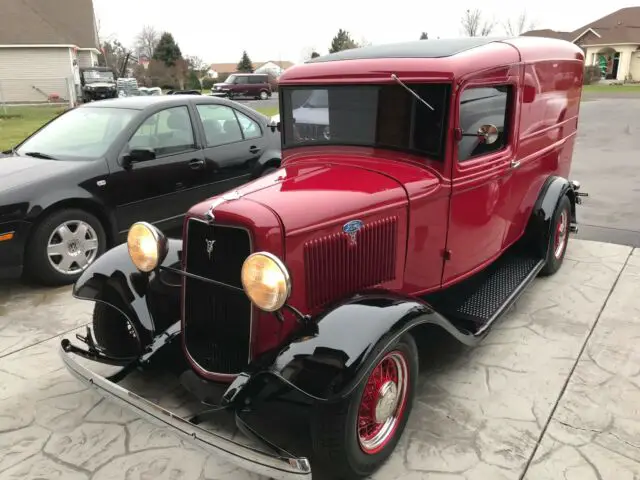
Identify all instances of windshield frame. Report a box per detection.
[15,106,138,161]
[280,83,451,161]
[82,70,115,84]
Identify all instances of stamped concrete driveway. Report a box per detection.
[1,238,639,480]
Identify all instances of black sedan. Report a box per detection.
[0,95,281,285]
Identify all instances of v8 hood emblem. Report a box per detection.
[205,239,216,259]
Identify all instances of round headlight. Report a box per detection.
[241,252,291,312]
[127,222,167,272]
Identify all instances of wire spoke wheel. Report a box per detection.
[554,210,568,259]
[357,351,410,455]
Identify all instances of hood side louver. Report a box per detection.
[304,216,398,310]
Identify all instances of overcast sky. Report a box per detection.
[93,1,637,65]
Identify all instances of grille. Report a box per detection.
[183,219,252,374]
[304,217,398,310]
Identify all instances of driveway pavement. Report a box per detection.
[570,94,640,247]
[1,239,638,479]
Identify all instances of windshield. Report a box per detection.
[224,74,237,84]
[83,70,115,83]
[16,107,137,160]
[281,83,450,159]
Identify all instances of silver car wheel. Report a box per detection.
[46,220,100,275]
[260,91,268,100]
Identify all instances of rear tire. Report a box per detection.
[259,90,269,100]
[310,333,418,479]
[539,194,571,276]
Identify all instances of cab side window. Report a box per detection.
[128,106,195,157]
[458,86,510,162]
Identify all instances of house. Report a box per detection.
[0,0,101,104]
[208,60,294,79]
[522,7,640,82]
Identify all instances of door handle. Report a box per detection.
[189,158,205,169]
[249,146,261,154]
[510,160,521,170]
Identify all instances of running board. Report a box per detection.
[424,248,545,337]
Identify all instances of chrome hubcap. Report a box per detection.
[554,210,568,259]
[47,220,99,275]
[374,381,399,423]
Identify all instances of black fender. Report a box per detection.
[230,292,475,405]
[73,238,183,347]
[525,176,576,258]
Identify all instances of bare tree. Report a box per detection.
[460,8,496,37]
[503,10,536,36]
[135,25,160,58]
[358,36,373,47]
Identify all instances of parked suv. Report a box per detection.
[212,73,272,100]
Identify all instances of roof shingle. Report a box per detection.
[0,0,99,48]
[522,7,640,46]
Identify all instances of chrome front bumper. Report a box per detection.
[59,344,312,480]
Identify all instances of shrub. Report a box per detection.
[201,77,215,90]
[583,65,602,85]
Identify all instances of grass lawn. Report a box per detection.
[0,105,66,151]
[583,84,640,93]
[0,103,279,152]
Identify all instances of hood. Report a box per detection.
[191,162,413,235]
[0,155,89,193]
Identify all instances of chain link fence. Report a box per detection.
[0,77,77,112]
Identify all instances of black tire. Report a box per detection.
[92,301,141,358]
[310,332,418,479]
[539,194,571,276]
[24,208,107,286]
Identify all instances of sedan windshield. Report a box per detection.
[281,83,450,159]
[16,107,137,160]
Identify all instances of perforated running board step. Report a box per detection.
[424,248,544,334]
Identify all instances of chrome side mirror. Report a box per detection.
[477,124,499,144]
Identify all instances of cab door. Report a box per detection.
[442,79,520,285]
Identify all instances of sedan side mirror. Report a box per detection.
[122,148,156,167]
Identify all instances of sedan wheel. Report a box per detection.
[25,208,107,286]
[47,220,100,275]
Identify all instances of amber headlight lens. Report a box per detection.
[127,222,167,272]
[241,252,291,312]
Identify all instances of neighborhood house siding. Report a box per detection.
[0,47,72,103]
[78,50,94,68]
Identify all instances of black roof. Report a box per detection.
[80,94,234,110]
[308,37,510,63]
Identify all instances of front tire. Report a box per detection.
[539,194,571,276]
[310,333,418,479]
[24,208,106,286]
[92,301,141,358]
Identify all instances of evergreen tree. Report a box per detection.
[236,51,254,72]
[311,51,320,58]
[153,32,182,67]
[329,29,358,53]
[420,32,429,40]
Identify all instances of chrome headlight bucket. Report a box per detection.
[127,222,168,272]
[241,252,291,312]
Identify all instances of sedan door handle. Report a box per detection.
[189,158,205,169]
[249,146,261,154]
[510,160,521,170]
